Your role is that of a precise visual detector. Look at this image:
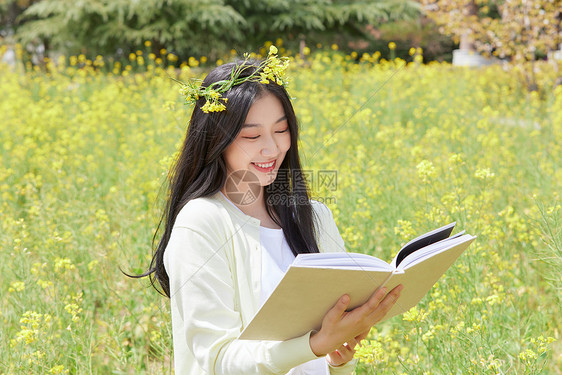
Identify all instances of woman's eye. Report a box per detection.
[242,135,259,140]
[276,128,289,133]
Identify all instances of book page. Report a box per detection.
[380,236,476,322]
[391,222,456,268]
[398,234,473,270]
[292,252,393,271]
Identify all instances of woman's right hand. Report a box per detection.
[309,284,403,357]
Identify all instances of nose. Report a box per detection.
[260,133,279,157]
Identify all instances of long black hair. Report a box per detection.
[136,60,320,297]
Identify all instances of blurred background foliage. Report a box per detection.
[1,0,451,61]
[1,0,559,82]
[2,0,559,75]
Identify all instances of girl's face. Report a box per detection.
[223,92,291,188]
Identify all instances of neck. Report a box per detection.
[220,187,281,229]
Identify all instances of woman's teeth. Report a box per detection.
[254,161,275,168]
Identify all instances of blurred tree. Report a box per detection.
[0,0,39,37]
[15,0,246,60]
[421,0,562,89]
[237,0,420,47]
[12,0,420,60]
[420,0,482,52]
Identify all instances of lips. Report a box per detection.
[251,160,276,172]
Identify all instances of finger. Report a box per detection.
[392,284,404,293]
[356,286,387,315]
[334,346,352,360]
[336,342,357,363]
[345,338,359,351]
[382,284,403,306]
[325,294,351,323]
[355,330,370,343]
[368,284,403,320]
[337,344,350,354]
[327,350,344,366]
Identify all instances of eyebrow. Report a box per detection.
[242,115,287,128]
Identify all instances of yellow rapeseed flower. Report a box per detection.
[474,168,495,180]
[416,160,436,183]
[54,257,75,272]
[8,280,25,293]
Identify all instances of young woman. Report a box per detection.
[143,52,403,374]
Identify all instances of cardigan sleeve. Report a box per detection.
[164,224,321,374]
[328,359,358,374]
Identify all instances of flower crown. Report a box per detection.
[176,46,289,113]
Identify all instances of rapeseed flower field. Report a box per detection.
[1,45,560,374]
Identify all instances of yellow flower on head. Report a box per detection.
[201,102,211,113]
[208,90,220,100]
[177,45,288,113]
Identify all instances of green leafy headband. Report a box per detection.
[176,46,289,113]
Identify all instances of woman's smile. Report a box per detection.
[252,160,277,172]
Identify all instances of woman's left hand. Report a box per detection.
[325,330,369,366]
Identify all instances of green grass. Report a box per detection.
[1,52,560,374]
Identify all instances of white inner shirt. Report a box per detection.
[220,192,329,374]
[259,225,294,303]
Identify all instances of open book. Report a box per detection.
[239,222,476,341]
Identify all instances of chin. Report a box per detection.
[260,177,277,187]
